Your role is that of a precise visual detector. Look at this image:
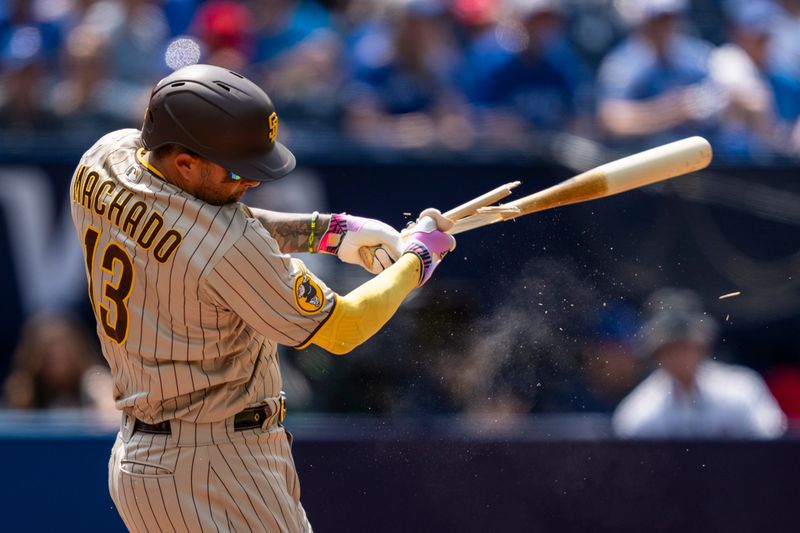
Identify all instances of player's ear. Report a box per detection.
[174,152,202,180]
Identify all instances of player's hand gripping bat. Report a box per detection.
[358,136,713,268]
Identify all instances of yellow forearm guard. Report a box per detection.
[300,253,421,354]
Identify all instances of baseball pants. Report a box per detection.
[109,407,312,533]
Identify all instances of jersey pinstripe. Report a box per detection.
[70,128,334,424]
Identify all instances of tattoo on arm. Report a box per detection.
[250,209,331,254]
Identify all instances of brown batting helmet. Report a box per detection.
[141,64,295,182]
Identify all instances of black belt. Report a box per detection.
[133,398,286,435]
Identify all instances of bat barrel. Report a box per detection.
[502,136,712,219]
[598,136,712,195]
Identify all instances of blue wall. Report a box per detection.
[1,414,798,533]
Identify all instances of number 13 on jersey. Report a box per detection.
[83,226,134,344]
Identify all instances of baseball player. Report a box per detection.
[70,64,455,532]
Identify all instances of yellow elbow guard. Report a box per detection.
[299,253,421,354]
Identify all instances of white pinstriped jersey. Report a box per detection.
[70,129,334,424]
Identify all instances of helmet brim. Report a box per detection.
[216,140,296,182]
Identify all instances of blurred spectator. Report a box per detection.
[104,0,169,83]
[2,313,114,413]
[462,0,594,145]
[249,0,342,120]
[190,0,254,71]
[0,0,63,62]
[48,23,109,127]
[0,39,55,129]
[163,0,200,37]
[451,0,502,39]
[596,0,719,140]
[771,0,800,78]
[36,0,100,34]
[765,363,800,434]
[48,23,143,129]
[709,0,800,157]
[342,0,474,150]
[613,288,786,439]
[48,1,163,130]
[251,0,332,63]
[578,303,643,412]
[0,0,62,129]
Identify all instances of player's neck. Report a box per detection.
[144,151,183,190]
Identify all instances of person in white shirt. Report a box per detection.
[613,288,786,439]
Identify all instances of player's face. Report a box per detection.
[195,160,261,205]
[654,340,707,387]
[171,152,261,205]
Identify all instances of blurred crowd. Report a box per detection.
[5,284,797,438]
[314,282,797,438]
[1,0,799,437]
[2,312,115,414]
[2,0,800,160]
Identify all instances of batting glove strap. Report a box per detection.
[403,242,434,286]
[319,212,348,255]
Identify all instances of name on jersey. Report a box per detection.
[72,164,183,264]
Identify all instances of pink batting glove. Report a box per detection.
[402,215,456,286]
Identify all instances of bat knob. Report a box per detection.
[358,246,376,269]
[418,208,455,232]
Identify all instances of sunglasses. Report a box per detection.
[227,170,242,181]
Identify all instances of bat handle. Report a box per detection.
[358,245,379,270]
[418,208,456,232]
